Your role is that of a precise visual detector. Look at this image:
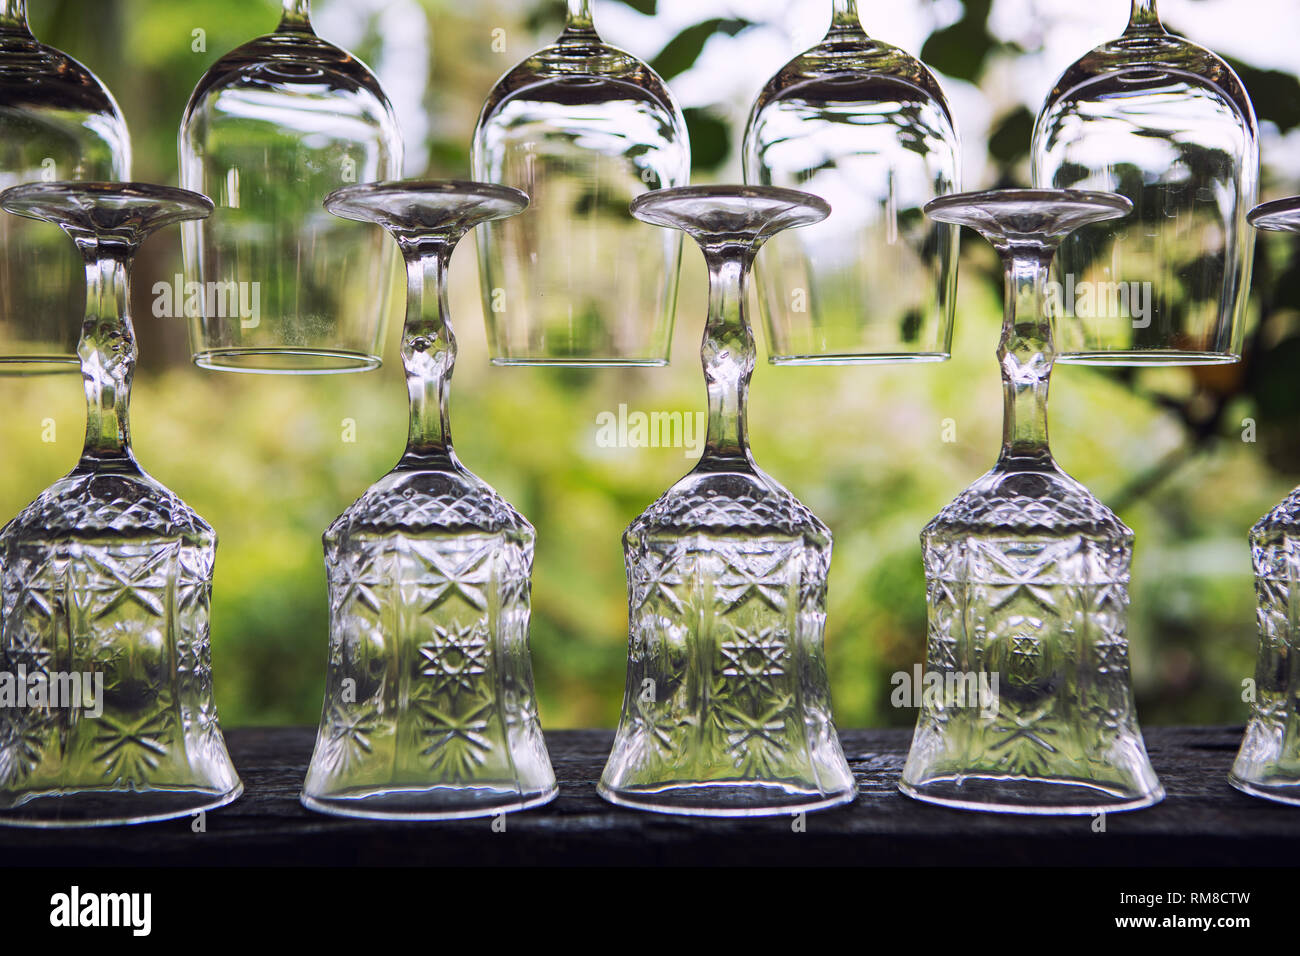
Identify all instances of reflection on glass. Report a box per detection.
[743,0,958,364]
[1032,0,1257,364]
[472,0,689,366]
[179,0,403,373]
[0,0,129,373]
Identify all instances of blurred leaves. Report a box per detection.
[650,17,751,81]
[920,0,999,82]
[987,105,1035,168]
[10,0,1295,733]
[1225,57,1300,134]
[682,107,729,170]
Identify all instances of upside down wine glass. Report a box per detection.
[179,0,403,373]
[901,189,1163,814]
[0,0,130,371]
[472,0,689,365]
[599,186,856,816]
[302,182,556,820]
[0,184,241,826]
[1229,197,1300,805]
[1032,0,1257,363]
[743,0,959,363]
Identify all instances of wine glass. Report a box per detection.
[1229,196,1300,806]
[901,189,1164,815]
[742,0,959,364]
[472,0,689,366]
[599,186,857,817]
[179,0,403,373]
[1032,0,1257,364]
[0,0,130,373]
[302,182,556,820]
[0,183,241,827]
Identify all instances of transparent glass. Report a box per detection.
[1031,0,1257,364]
[179,0,403,373]
[743,0,958,364]
[302,181,556,820]
[0,183,241,827]
[1229,197,1300,805]
[472,0,689,366]
[901,189,1164,815]
[0,0,130,373]
[599,186,857,817]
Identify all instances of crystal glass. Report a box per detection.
[0,0,130,373]
[901,189,1164,815]
[1229,196,1300,805]
[302,181,556,820]
[743,0,959,364]
[179,0,403,373]
[0,183,241,827]
[599,186,857,817]
[1031,0,1257,364]
[472,0,689,366]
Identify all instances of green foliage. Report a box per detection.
[6,0,1294,733]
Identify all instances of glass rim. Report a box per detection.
[0,181,212,222]
[1249,196,1300,232]
[924,188,1132,222]
[631,184,830,219]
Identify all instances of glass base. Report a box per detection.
[1057,349,1239,366]
[193,348,381,374]
[0,354,80,376]
[300,784,558,821]
[489,356,668,368]
[1228,774,1300,807]
[899,775,1164,815]
[0,783,243,829]
[597,780,856,818]
[769,351,949,366]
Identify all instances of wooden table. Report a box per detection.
[1,726,1294,866]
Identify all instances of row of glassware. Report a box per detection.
[0,0,1259,372]
[0,0,1293,826]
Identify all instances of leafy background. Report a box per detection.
[5,0,1300,729]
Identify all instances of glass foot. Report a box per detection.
[598,780,855,818]
[899,775,1163,816]
[0,782,243,829]
[1228,775,1300,807]
[300,783,557,822]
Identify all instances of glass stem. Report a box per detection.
[830,0,862,32]
[0,0,27,30]
[996,253,1053,465]
[278,0,313,32]
[697,247,756,471]
[1127,0,1163,32]
[77,252,136,469]
[398,242,455,467]
[563,0,597,37]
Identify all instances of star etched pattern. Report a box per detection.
[607,474,854,798]
[0,476,239,803]
[910,473,1152,790]
[1233,519,1300,783]
[419,621,489,696]
[306,465,554,805]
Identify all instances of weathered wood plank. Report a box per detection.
[1,727,1293,866]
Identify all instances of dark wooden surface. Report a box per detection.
[1,726,1294,866]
